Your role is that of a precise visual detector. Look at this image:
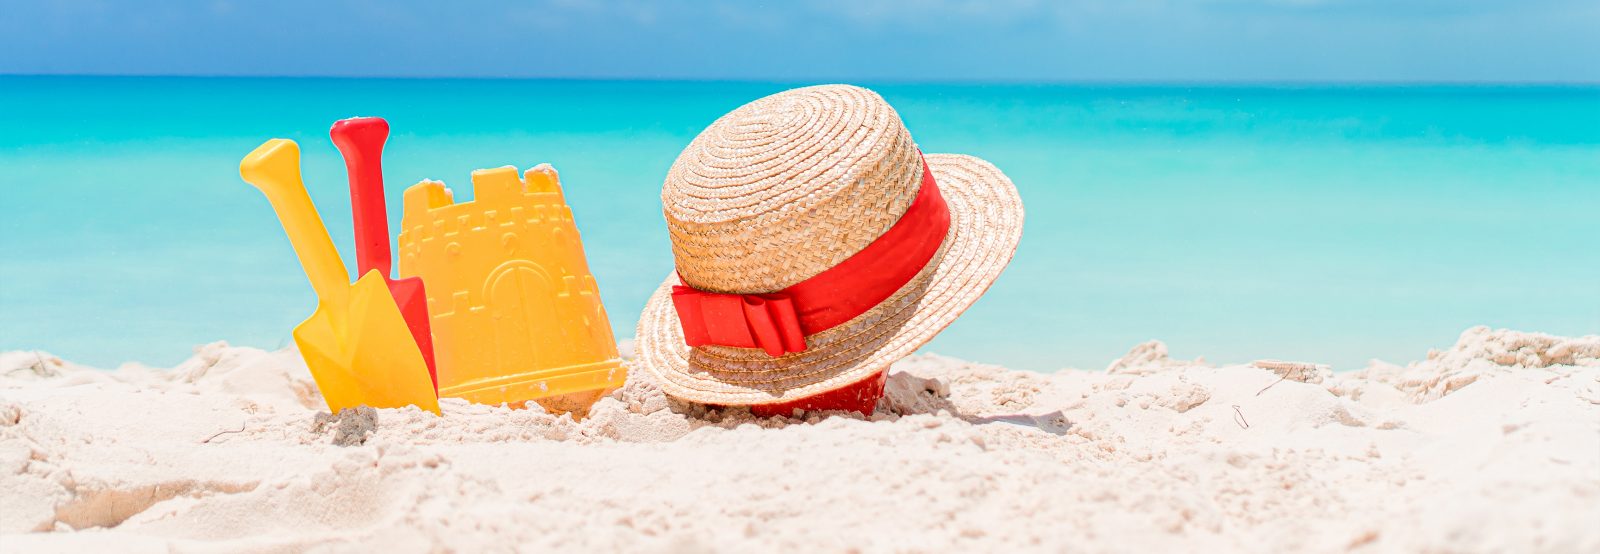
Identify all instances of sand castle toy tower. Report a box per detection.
[398,164,624,414]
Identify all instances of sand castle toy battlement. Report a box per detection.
[398,164,624,414]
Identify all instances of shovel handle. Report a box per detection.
[240,139,350,306]
[330,117,392,277]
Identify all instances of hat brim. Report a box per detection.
[635,153,1024,406]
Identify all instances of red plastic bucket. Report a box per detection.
[747,370,888,418]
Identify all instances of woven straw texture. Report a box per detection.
[664,84,923,293]
[637,85,1024,405]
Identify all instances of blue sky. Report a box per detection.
[2,0,1597,81]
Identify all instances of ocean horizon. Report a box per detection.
[3,75,1597,371]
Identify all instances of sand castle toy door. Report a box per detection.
[398,164,625,415]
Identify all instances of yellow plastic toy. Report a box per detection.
[398,164,624,414]
[240,139,440,415]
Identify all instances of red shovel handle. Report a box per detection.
[330,117,392,277]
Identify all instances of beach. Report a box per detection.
[6,2,1597,552]
[3,326,1596,552]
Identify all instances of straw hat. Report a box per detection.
[636,84,1023,406]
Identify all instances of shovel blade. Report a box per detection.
[383,274,437,391]
[293,271,440,414]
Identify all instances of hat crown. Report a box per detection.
[663,85,923,294]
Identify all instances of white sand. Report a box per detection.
[2,326,1597,552]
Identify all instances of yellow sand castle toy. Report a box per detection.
[398,164,624,414]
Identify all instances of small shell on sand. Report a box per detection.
[1251,359,1328,383]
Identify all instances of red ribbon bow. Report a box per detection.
[671,287,807,357]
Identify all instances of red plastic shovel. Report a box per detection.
[330,117,438,391]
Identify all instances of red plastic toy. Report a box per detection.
[330,117,438,391]
[747,370,887,418]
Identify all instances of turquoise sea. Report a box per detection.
[2,77,1597,371]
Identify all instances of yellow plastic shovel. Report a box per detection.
[240,139,439,415]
